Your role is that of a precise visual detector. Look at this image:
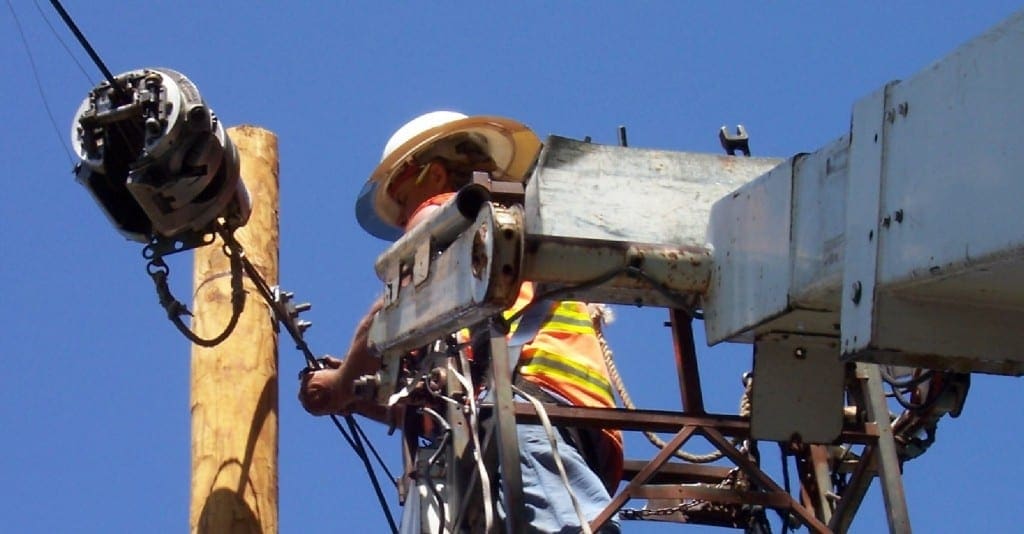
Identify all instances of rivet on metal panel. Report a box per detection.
[882,215,892,228]
[886,109,896,123]
[851,281,862,304]
[898,102,909,117]
[794,347,807,360]
[868,230,874,241]
[894,209,904,223]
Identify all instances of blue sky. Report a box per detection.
[3,2,1023,532]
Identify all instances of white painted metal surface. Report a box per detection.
[703,10,1024,374]
[368,203,522,358]
[370,11,1024,378]
[704,160,794,344]
[840,11,1024,373]
[840,83,892,361]
[525,136,782,247]
[524,136,780,307]
[789,136,850,310]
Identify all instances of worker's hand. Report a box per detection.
[298,356,353,415]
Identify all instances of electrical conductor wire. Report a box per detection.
[44,1,399,530]
[218,228,398,532]
[47,0,126,100]
[7,0,75,166]
[32,0,94,85]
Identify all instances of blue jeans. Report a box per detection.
[499,424,620,533]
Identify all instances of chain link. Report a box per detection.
[618,468,744,521]
[620,499,704,520]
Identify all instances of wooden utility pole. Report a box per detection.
[190,126,279,534]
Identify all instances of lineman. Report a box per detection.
[299,111,623,532]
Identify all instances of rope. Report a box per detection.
[739,372,753,418]
[589,305,724,464]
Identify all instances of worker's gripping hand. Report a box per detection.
[298,356,352,415]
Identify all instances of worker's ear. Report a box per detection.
[426,162,449,188]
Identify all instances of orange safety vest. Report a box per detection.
[505,282,624,489]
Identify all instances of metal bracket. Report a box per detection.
[719,125,750,156]
[142,231,215,259]
[369,202,524,405]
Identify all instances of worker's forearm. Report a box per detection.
[338,298,383,385]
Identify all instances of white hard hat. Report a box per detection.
[356,110,541,240]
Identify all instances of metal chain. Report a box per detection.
[618,468,742,521]
[620,499,703,520]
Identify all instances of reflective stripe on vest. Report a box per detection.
[505,282,624,491]
[518,349,615,406]
[505,284,616,409]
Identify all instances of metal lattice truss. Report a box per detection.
[363,11,1024,533]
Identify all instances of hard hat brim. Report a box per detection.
[356,115,541,240]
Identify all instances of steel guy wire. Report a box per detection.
[7,0,75,166]
[47,0,126,100]
[33,0,94,85]
[44,3,396,528]
[216,226,398,533]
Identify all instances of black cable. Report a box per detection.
[505,263,698,327]
[33,0,94,85]
[880,366,934,389]
[353,416,398,484]
[624,265,696,309]
[221,227,318,368]
[149,253,245,347]
[44,1,398,523]
[47,0,126,101]
[347,416,399,534]
[505,266,626,325]
[890,373,952,413]
[327,414,358,451]
[7,0,75,166]
[241,261,398,529]
[214,227,398,531]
